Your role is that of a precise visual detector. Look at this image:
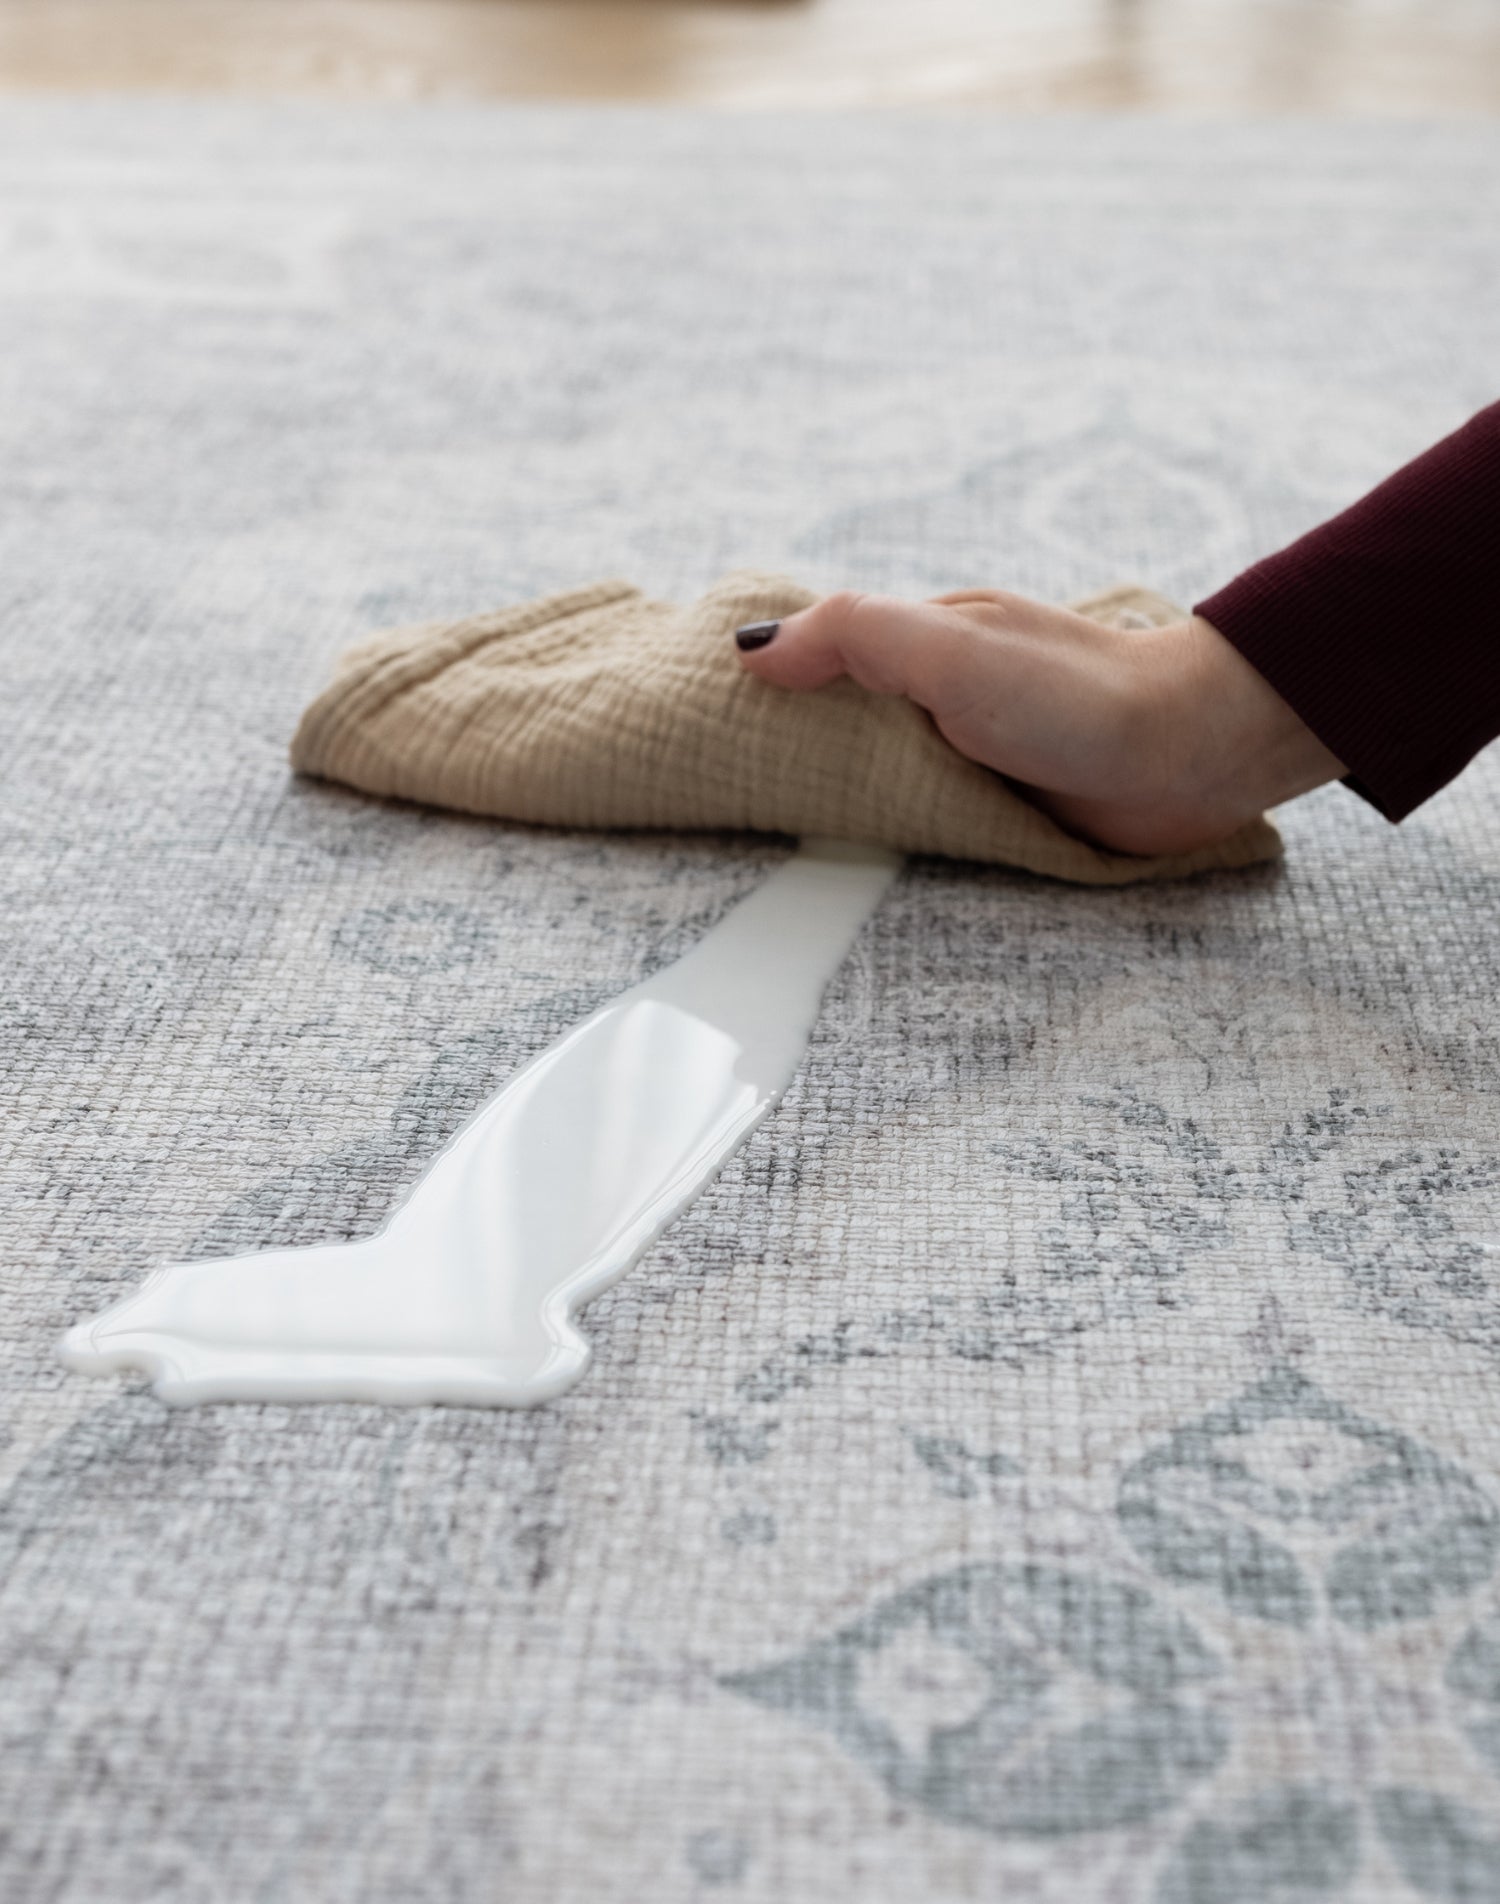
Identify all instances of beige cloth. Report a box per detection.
[291,571,1279,885]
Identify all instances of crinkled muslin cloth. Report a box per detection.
[291,571,1279,884]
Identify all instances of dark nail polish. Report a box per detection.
[735,620,780,652]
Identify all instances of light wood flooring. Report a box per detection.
[1,0,1498,112]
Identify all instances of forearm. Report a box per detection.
[1195,400,1500,821]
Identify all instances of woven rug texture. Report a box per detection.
[2,103,1499,1904]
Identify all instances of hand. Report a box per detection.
[735,589,1344,855]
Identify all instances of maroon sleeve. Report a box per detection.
[1194,400,1500,821]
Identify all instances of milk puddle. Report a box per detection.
[60,840,898,1407]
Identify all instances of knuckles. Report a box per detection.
[814,589,871,628]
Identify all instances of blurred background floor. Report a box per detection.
[1,0,1497,112]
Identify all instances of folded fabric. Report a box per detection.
[291,571,1280,886]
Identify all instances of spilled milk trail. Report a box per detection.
[60,840,899,1407]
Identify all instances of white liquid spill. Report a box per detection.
[59,840,899,1408]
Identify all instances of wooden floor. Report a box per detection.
[1,0,1498,111]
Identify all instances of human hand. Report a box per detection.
[734,589,1343,856]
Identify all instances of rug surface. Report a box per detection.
[1,103,1498,1904]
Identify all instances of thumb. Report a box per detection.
[733,590,974,706]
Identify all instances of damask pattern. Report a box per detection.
[718,1366,1500,1897]
[1,105,1498,1902]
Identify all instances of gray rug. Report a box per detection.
[2,102,1499,1904]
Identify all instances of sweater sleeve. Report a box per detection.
[1194,400,1500,821]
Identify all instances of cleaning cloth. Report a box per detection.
[291,571,1279,885]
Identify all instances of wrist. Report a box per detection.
[1161,614,1344,823]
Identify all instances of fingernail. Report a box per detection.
[734,620,780,652]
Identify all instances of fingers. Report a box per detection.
[734,590,975,709]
